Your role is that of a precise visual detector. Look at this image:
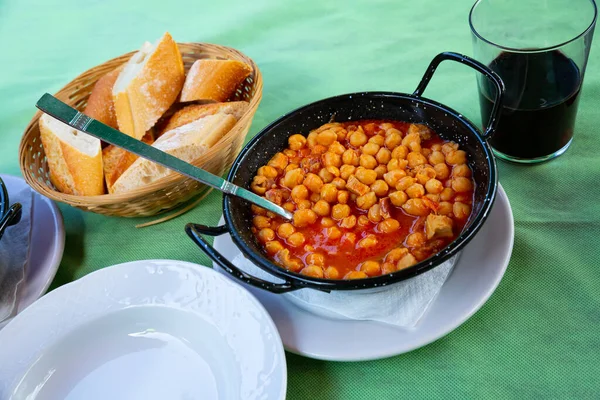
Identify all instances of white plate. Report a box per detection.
[213,184,514,361]
[0,260,287,400]
[0,174,64,329]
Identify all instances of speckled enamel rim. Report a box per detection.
[188,52,503,292]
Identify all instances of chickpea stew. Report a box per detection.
[250,120,474,280]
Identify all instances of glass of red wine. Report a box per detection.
[470,0,597,163]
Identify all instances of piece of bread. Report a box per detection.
[83,67,122,129]
[180,59,252,102]
[113,32,184,140]
[102,130,155,192]
[38,114,104,196]
[159,101,249,135]
[111,113,236,193]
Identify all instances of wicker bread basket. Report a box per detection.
[19,42,262,217]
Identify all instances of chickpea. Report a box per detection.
[331,177,346,190]
[360,260,381,277]
[454,194,472,203]
[374,165,387,179]
[389,190,408,206]
[283,148,297,159]
[303,173,324,193]
[369,135,385,146]
[378,218,400,233]
[382,262,396,275]
[340,215,357,229]
[386,158,400,171]
[276,248,303,272]
[416,167,437,185]
[406,183,425,199]
[291,184,309,203]
[283,168,304,189]
[293,209,318,227]
[431,143,442,151]
[349,130,368,147]
[367,204,382,223]
[406,232,426,248]
[453,164,472,178]
[323,152,342,168]
[441,142,459,155]
[452,177,474,193]
[265,240,284,255]
[402,198,430,216]
[329,141,346,155]
[392,145,409,160]
[321,217,335,227]
[251,204,267,216]
[306,253,325,266]
[453,202,471,219]
[434,163,450,180]
[319,183,338,203]
[446,150,467,165]
[360,154,378,169]
[253,215,271,229]
[257,165,279,179]
[375,148,392,165]
[396,176,416,191]
[301,265,324,278]
[402,133,421,152]
[342,149,360,166]
[358,215,370,226]
[288,134,307,150]
[332,203,351,220]
[385,131,402,149]
[425,179,444,194]
[355,167,378,185]
[407,152,427,168]
[284,163,300,174]
[337,190,350,204]
[340,165,356,180]
[385,247,409,264]
[424,193,440,203]
[318,167,334,183]
[316,129,337,146]
[312,200,331,216]
[358,234,378,248]
[356,191,377,210]
[344,271,368,280]
[384,169,407,187]
[396,253,418,270]
[371,180,389,197]
[363,142,380,156]
[428,151,445,165]
[297,199,312,210]
[341,232,357,246]
[439,188,455,202]
[284,202,297,212]
[421,148,432,158]
[325,266,340,279]
[268,152,289,171]
[437,201,453,215]
[277,223,295,239]
[326,226,342,240]
[257,228,275,243]
[287,232,306,247]
[306,131,318,148]
[310,192,321,203]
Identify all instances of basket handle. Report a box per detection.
[185,223,299,294]
[412,52,505,141]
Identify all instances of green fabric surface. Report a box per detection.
[1,0,599,398]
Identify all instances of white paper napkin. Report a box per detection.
[0,187,33,322]
[230,251,459,328]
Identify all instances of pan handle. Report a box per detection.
[185,223,299,294]
[412,52,505,141]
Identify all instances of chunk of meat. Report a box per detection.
[425,214,454,240]
[346,175,370,196]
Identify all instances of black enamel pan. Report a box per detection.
[186,52,505,293]
[0,177,22,242]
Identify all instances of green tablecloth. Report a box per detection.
[1,0,598,398]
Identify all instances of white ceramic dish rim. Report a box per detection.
[0,259,287,399]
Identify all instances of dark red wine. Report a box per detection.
[479,50,581,160]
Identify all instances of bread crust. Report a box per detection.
[180,59,251,102]
[160,101,248,134]
[84,67,122,129]
[113,32,185,139]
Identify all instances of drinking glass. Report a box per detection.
[470,0,597,163]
